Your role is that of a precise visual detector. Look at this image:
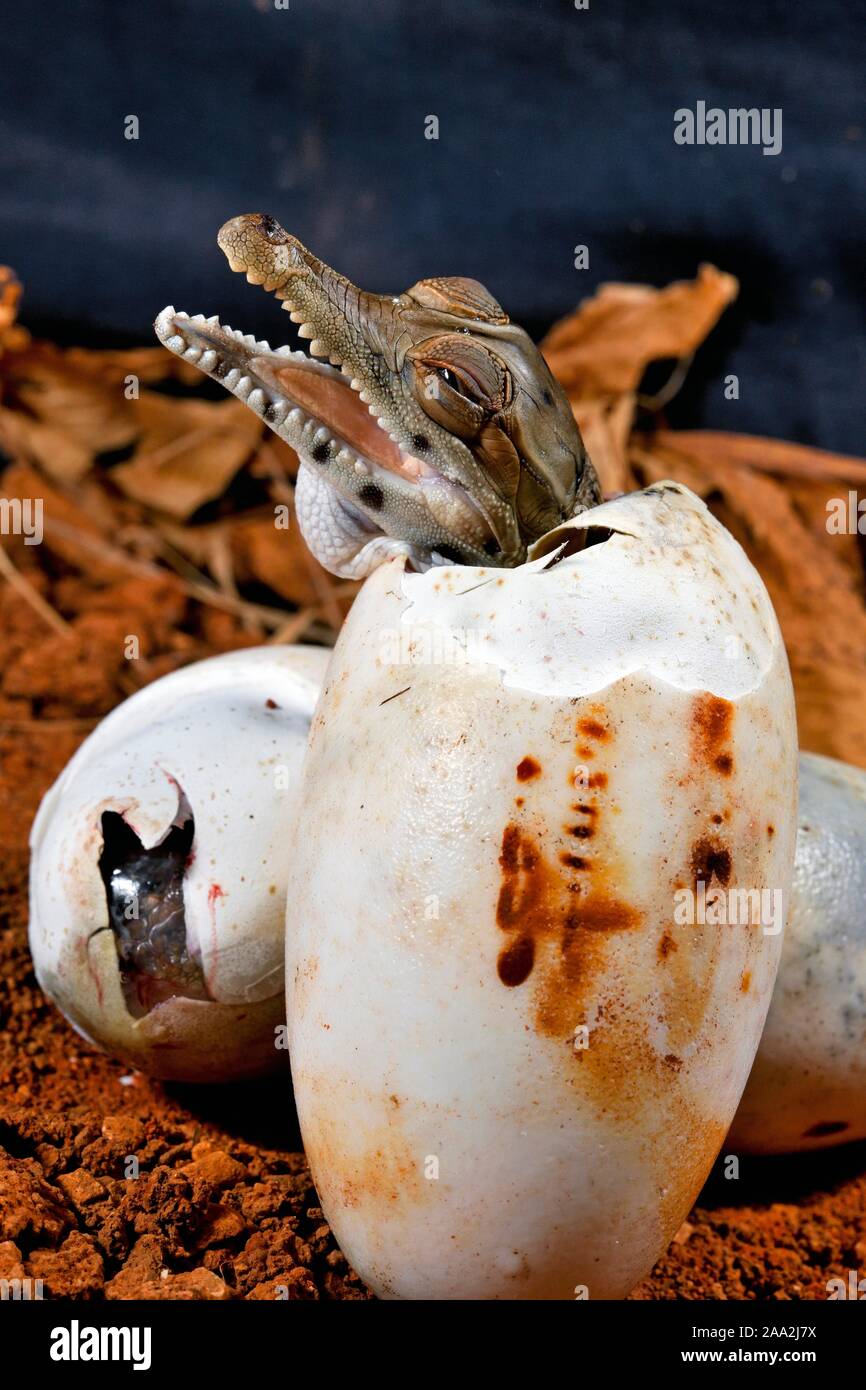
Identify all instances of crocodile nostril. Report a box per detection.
[258,213,286,243]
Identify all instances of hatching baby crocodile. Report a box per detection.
[155,213,600,577]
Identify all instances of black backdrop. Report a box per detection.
[1,0,863,452]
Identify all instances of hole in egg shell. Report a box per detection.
[535,523,620,568]
[97,793,212,1018]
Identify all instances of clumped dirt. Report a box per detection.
[634,1156,866,1300]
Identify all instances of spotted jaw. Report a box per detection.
[154,306,500,575]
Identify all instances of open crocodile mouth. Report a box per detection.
[154,307,499,568]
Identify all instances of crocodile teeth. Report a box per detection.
[154,307,177,334]
[154,307,432,509]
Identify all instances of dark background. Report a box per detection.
[1,0,863,452]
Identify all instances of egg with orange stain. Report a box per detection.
[29,645,329,1082]
[286,482,798,1299]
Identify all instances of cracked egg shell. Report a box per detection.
[286,482,798,1300]
[730,751,866,1153]
[29,644,329,1083]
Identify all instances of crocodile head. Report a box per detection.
[155,213,599,577]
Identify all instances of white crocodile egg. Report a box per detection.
[285,482,798,1300]
[29,644,329,1082]
[730,750,866,1153]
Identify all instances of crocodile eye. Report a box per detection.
[414,369,485,438]
[404,335,507,438]
[438,367,463,393]
[436,365,485,404]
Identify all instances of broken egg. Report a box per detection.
[285,482,798,1299]
[29,644,329,1082]
[730,750,866,1153]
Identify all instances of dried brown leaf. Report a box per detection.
[112,394,263,519]
[0,405,92,483]
[573,394,636,495]
[65,344,204,388]
[230,510,357,619]
[0,268,30,357]
[0,461,112,573]
[5,346,135,444]
[652,429,866,486]
[542,263,738,401]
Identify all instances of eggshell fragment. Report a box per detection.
[730,751,866,1153]
[286,482,798,1299]
[29,645,329,1082]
